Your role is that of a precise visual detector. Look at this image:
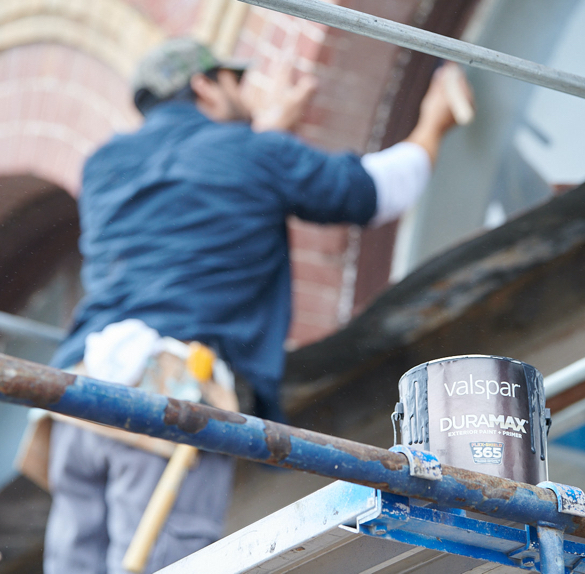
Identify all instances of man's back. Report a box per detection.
[53,101,376,415]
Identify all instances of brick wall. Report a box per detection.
[0,43,139,194]
[234,1,428,346]
[0,0,445,348]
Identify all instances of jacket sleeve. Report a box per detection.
[256,131,377,225]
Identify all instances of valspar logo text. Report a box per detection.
[440,413,527,433]
[444,375,521,400]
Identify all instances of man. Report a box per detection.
[44,37,470,574]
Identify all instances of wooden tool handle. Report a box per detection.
[122,444,198,573]
[443,63,475,126]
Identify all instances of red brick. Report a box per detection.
[271,25,287,50]
[58,146,85,195]
[296,33,322,62]
[291,258,344,288]
[16,87,33,122]
[8,46,32,79]
[291,245,344,266]
[246,10,267,37]
[255,55,271,76]
[10,131,81,194]
[160,3,202,35]
[101,70,132,107]
[124,0,200,34]
[0,52,10,78]
[28,88,45,122]
[13,133,36,174]
[39,44,71,80]
[0,94,15,124]
[30,46,51,77]
[293,278,339,299]
[289,220,349,255]
[108,76,133,105]
[296,124,330,147]
[68,53,108,98]
[50,140,76,185]
[53,93,83,132]
[325,25,348,41]
[37,90,62,125]
[33,134,64,184]
[234,39,255,60]
[75,103,115,144]
[315,43,337,66]
[292,288,339,317]
[297,102,329,127]
[343,0,415,22]
[5,48,25,80]
[294,309,338,329]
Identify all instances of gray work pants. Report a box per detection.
[44,420,235,574]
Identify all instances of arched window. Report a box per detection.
[0,175,81,488]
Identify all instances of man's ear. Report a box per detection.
[190,74,216,106]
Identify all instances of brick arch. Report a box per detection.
[0,0,164,78]
[0,0,168,195]
[0,43,142,195]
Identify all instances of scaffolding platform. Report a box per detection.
[157,480,585,574]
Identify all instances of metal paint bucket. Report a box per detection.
[397,355,548,484]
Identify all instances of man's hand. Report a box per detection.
[405,62,474,164]
[250,64,318,133]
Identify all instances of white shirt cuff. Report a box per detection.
[361,142,431,227]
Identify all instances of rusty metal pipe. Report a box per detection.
[1,353,583,538]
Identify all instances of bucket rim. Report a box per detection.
[400,354,538,379]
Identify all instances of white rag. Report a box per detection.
[84,319,160,386]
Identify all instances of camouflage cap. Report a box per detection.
[131,37,246,99]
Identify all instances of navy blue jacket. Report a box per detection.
[52,102,376,419]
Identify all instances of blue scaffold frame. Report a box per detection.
[1,353,585,573]
[360,491,585,573]
[156,478,585,574]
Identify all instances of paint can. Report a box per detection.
[397,355,549,484]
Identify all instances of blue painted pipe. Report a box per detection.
[1,353,584,539]
[537,523,566,574]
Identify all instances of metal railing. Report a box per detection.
[1,352,584,543]
[0,311,66,344]
[238,0,585,99]
[545,357,585,399]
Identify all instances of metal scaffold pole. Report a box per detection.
[0,311,66,344]
[1,352,585,546]
[238,0,585,99]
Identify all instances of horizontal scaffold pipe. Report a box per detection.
[0,352,583,537]
[238,0,585,100]
[0,311,66,344]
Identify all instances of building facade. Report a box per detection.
[0,0,480,350]
[2,0,585,569]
